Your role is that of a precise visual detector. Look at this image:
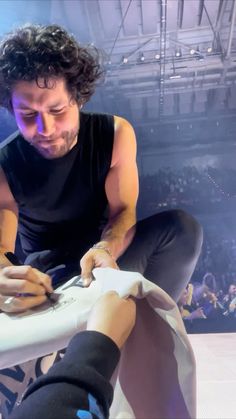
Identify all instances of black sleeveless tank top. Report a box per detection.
[0,112,114,256]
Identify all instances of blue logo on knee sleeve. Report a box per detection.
[76,393,104,419]
[76,410,93,419]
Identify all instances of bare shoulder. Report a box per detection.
[0,166,17,211]
[114,115,136,140]
[111,115,137,167]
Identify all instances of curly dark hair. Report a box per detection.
[0,24,104,110]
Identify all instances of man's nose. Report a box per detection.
[36,113,55,137]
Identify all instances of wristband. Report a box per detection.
[91,244,114,259]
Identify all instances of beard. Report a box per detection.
[27,127,79,159]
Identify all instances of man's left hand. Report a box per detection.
[80,247,119,287]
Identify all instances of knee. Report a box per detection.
[171,209,203,259]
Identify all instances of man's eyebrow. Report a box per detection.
[14,102,68,111]
[14,104,35,110]
[49,102,68,109]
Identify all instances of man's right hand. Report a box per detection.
[189,307,206,320]
[0,265,53,313]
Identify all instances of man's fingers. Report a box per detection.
[80,277,93,287]
[0,294,47,313]
[32,269,53,293]
[0,266,54,313]
[2,265,53,293]
[2,265,42,282]
[80,248,120,287]
[80,253,94,287]
[0,278,46,296]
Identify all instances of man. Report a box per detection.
[0,24,203,314]
[223,283,236,316]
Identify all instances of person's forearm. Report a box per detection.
[97,208,136,260]
[10,331,120,419]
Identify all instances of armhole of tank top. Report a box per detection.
[0,140,23,202]
[104,114,115,167]
[104,114,114,146]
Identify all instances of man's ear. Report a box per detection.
[78,98,85,109]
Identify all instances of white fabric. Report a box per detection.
[0,268,196,418]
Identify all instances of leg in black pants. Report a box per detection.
[25,209,203,301]
[118,209,203,302]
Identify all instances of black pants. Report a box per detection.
[26,210,203,302]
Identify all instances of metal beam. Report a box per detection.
[198,0,205,26]
[159,0,167,118]
[225,0,236,59]
[177,0,184,29]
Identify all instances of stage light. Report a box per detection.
[175,49,181,57]
[207,46,213,53]
[169,74,181,79]
[140,53,145,62]
[190,48,195,55]
[155,53,160,60]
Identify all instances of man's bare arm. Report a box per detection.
[98,116,139,259]
[0,167,18,264]
[80,116,139,282]
[0,167,53,312]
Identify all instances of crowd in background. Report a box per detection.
[194,237,236,285]
[139,166,236,214]
[138,166,236,330]
[178,238,236,328]
[178,274,236,320]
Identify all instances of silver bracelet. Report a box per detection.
[91,244,113,258]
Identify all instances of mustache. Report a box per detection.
[27,129,78,145]
[30,132,70,144]
[32,134,62,142]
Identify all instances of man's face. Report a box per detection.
[11,78,80,159]
[178,288,189,305]
[229,284,236,297]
